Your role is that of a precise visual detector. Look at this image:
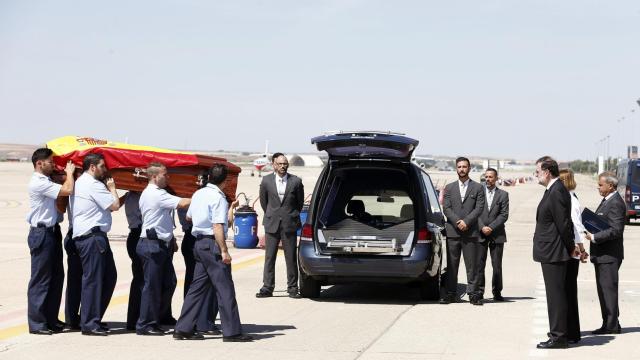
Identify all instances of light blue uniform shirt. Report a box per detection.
[26,172,62,227]
[140,184,180,242]
[188,184,228,237]
[72,173,115,237]
[124,191,142,229]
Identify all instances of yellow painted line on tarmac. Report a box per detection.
[0,254,265,341]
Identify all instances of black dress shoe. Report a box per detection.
[470,297,483,306]
[30,329,53,335]
[255,290,273,298]
[136,327,165,336]
[82,328,109,336]
[50,324,65,333]
[66,323,81,331]
[55,320,66,328]
[568,338,580,344]
[200,327,222,335]
[126,324,136,331]
[493,293,505,302]
[536,338,568,349]
[592,325,621,335]
[288,291,301,299]
[173,331,204,340]
[222,334,253,342]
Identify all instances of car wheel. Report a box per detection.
[299,268,321,298]
[418,273,440,301]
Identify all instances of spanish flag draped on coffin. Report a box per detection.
[47,136,241,200]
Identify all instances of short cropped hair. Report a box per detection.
[559,169,577,191]
[146,162,166,177]
[208,164,228,185]
[32,148,53,167]
[599,171,619,187]
[83,153,105,172]
[271,152,285,163]
[536,156,559,177]
[485,167,498,177]
[455,157,470,166]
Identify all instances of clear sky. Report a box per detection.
[1,0,639,160]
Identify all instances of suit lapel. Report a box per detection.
[462,181,472,203]
[270,174,282,206]
[451,181,462,206]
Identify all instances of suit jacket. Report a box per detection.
[259,173,305,234]
[532,179,574,263]
[443,179,485,238]
[478,187,509,243]
[590,192,625,264]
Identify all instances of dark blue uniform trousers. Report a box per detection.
[27,226,61,331]
[136,238,176,330]
[181,230,218,331]
[75,232,117,331]
[63,228,82,327]
[126,227,143,329]
[49,224,65,324]
[176,237,241,336]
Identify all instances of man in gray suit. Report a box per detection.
[477,168,509,302]
[256,153,305,299]
[585,171,625,334]
[441,157,486,305]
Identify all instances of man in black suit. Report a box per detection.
[256,153,305,299]
[585,172,625,335]
[477,168,509,302]
[442,157,486,305]
[533,156,575,349]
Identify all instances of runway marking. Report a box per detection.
[0,254,265,341]
[529,277,548,358]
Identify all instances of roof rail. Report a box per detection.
[321,130,406,136]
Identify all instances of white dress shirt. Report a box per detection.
[188,184,229,236]
[26,172,62,228]
[485,186,496,211]
[72,173,115,237]
[276,173,288,202]
[458,179,470,202]
[140,184,181,242]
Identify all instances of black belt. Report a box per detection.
[195,234,215,240]
[73,226,105,241]
[35,222,55,230]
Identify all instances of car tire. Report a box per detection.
[418,273,440,301]
[299,268,321,298]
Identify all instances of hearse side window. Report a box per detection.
[421,171,442,214]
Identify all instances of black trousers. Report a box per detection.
[27,226,59,331]
[63,228,82,327]
[176,237,242,337]
[125,227,142,329]
[477,241,504,296]
[262,228,298,293]
[181,230,218,331]
[445,237,481,297]
[541,261,568,340]
[75,233,117,332]
[594,260,622,330]
[49,224,65,323]
[566,259,581,341]
[136,238,174,330]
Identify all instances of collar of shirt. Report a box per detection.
[604,191,616,201]
[546,177,558,190]
[485,185,496,192]
[205,183,224,195]
[146,183,160,191]
[458,179,469,188]
[276,173,288,183]
[33,172,49,180]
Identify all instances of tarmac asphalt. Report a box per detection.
[1,162,639,360]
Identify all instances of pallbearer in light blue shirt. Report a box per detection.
[135,162,191,335]
[26,148,75,335]
[174,164,253,342]
[71,153,121,336]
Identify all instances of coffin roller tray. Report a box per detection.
[47,136,241,200]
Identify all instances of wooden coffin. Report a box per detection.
[48,136,241,200]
